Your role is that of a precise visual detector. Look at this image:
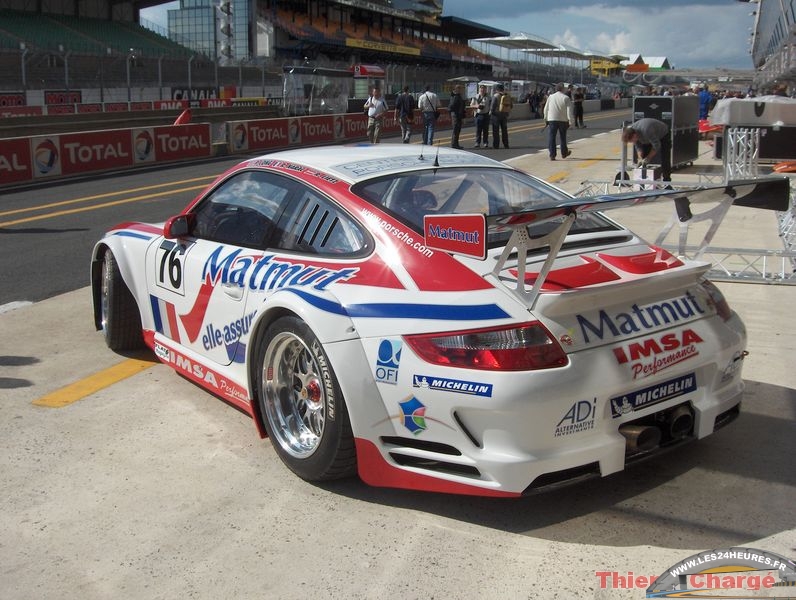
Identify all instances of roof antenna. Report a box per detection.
[418,144,425,161]
[433,144,440,167]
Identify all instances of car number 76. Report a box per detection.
[156,240,185,295]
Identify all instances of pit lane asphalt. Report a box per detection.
[0,109,624,307]
[1,117,794,599]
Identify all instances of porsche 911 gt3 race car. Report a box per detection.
[91,144,789,497]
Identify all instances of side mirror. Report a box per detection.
[164,214,190,239]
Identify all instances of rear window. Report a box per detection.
[352,167,619,248]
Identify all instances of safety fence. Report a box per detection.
[0,110,452,188]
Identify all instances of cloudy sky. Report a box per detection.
[443,0,757,69]
[142,1,758,70]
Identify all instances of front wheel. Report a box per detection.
[100,249,144,351]
[256,316,356,481]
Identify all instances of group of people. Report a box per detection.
[365,82,592,161]
[368,84,448,146]
[470,83,513,149]
[366,83,516,148]
[365,83,672,185]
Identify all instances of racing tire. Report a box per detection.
[256,316,356,481]
[100,249,144,351]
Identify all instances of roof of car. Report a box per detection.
[246,143,512,184]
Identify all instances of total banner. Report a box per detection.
[3,123,213,186]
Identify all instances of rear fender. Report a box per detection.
[243,288,363,438]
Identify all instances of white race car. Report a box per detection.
[91,144,788,497]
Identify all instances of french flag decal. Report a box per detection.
[150,295,182,343]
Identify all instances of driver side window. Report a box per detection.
[191,171,292,248]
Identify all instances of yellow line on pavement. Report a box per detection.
[32,358,158,408]
[547,171,570,183]
[0,176,215,218]
[0,185,207,227]
[576,158,602,169]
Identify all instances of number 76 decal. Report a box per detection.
[156,240,187,295]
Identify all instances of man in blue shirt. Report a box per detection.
[394,86,415,143]
[698,85,712,120]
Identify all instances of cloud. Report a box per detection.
[444,0,740,20]
[448,2,754,69]
[553,29,581,49]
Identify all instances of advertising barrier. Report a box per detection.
[1,123,212,187]
[2,109,455,189]
[0,138,33,184]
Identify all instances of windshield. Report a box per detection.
[352,167,620,248]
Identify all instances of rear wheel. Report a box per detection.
[257,316,356,481]
[100,250,144,351]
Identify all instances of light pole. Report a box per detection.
[238,56,248,94]
[188,55,195,101]
[20,42,28,92]
[100,47,111,103]
[58,44,71,91]
[158,55,165,100]
[126,49,137,103]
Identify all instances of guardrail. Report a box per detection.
[0,110,453,188]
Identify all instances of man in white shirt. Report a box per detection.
[543,83,574,160]
[417,85,439,145]
[364,87,388,143]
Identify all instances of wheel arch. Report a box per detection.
[90,235,156,334]
[245,305,295,438]
[90,242,110,331]
[244,294,361,440]
[91,241,139,332]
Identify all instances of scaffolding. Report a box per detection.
[723,127,760,180]
[577,124,796,284]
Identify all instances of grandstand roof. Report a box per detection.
[524,43,587,61]
[471,31,558,52]
[439,16,508,40]
[582,50,624,63]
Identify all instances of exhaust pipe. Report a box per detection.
[619,424,662,454]
[667,404,694,438]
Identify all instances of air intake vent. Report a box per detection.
[523,462,600,494]
[388,453,481,478]
[380,436,462,456]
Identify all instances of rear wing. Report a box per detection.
[423,177,790,308]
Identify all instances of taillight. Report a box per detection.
[701,280,732,321]
[404,322,569,371]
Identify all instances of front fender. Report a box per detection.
[90,224,163,332]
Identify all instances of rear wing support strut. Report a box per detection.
[490,211,577,310]
[656,195,734,261]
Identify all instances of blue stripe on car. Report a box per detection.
[112,230,153,240]
[286,288,510,320]
[149,296,164,333]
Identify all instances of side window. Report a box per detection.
[274,189,368,255]
[191,171,293,248]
